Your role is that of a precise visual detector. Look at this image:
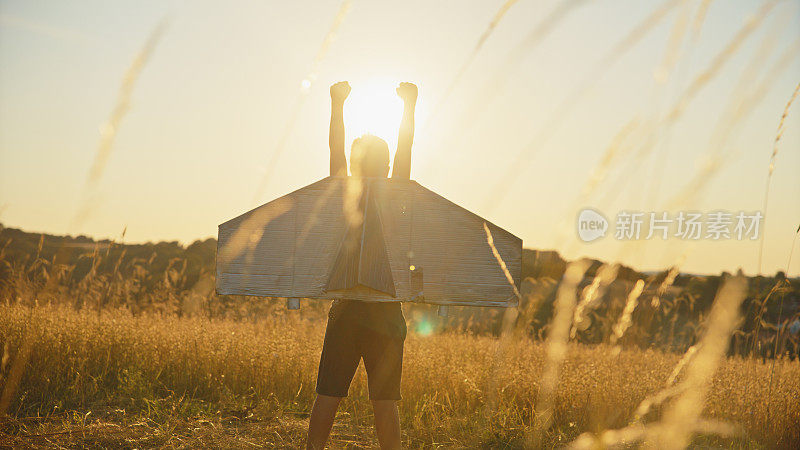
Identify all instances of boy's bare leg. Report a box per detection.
[371,400,401,449]
[307,394,342,449]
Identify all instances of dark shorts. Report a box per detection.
[315,301,407,401]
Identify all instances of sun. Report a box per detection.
[344,78,405,152]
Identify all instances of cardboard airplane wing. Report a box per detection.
[216,177,521,307]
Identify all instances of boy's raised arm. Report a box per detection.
[329,81,350,177]
[392,82,417,180]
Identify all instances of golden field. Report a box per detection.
[0,300,798,448]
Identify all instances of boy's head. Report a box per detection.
[350,134,390,177]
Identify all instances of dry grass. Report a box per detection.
[0,301,798,448]
[2,1,798,448]
[758,79,800,272]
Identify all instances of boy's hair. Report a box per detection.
[350,134,390,177]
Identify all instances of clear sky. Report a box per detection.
[1,0,799,276]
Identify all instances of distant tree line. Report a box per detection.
[1,223,798,359]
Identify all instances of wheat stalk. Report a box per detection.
[610,279,645,352]
[758,80,800,273]
[85,19,167,186]
[483,222,521,300]
[690,0,714,38]
[72,18,168,229]
[571,263,619,339]
[666,36,800,211]
[528,259,590,446]
[645,275,747,449]
[666,344,698,387]
[653,0,693,84]
[594,0,777,213]
[218,197,293,273]
[449,0,592,192]
[665,1,777,124]
[786,224,800,273]
[480,0,682,211]
[652,260,683,307]
[569,419,738,449]
[251,0,352,205]
[422,0,521,134]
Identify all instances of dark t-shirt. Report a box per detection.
[328,299,406,338]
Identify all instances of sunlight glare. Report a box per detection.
[344,78,404,152]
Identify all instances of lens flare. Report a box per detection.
[416,318,434,336]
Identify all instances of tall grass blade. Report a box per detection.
[251,0,352,205]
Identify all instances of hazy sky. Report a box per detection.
[1,0,799,276]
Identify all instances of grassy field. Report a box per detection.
[1,302,798,449]
[2,0,799,448]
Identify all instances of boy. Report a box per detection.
[306,80,417,450]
